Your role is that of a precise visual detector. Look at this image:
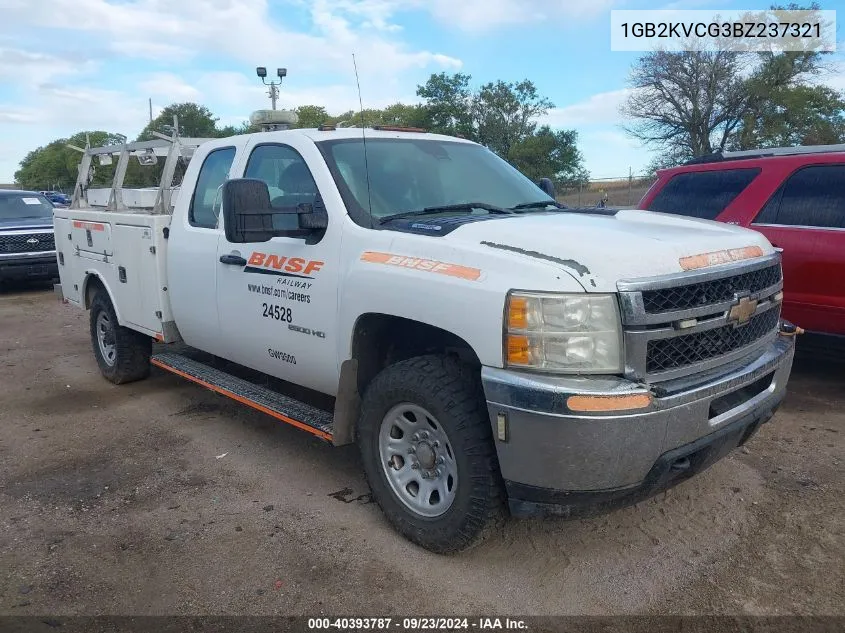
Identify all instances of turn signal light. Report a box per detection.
[506,334,531,365]
[507,296,529,330]
[567,393,653,412]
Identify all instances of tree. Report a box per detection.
[622,49,750,159]
[294,105,332,128]
[379,103,429,128]
[15,80,588,197]
[731,49,845,149]
[14,131,124,191]
[622,3,842,162]
[218,121,259,136]
[136,102,221,140]
[416,72,474,137]
[507,126,589,187]
[331,103,429,129]
[472,79,554,158]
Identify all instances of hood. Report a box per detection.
[446,209,775,292]
[0,217,55,230]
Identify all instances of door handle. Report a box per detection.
[219,254,247,266]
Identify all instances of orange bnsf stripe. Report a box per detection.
[150,358,333,441]
[361,252,395,264]
[679,246,764,271]
[361,251,481,281]
[73,220,106,231]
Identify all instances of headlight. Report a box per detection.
[504,292,624,374]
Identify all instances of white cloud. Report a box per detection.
[317,0,618,33]
[541,88,633,128]
[0,85,150,183]
[0,107,37,124]
[426,0,608,32]
[0,47,98,85]
[534,87,651,179]
[20,84,150,130]
[140,73,203,102]
[0,0,461,77]
[0,0,468,180]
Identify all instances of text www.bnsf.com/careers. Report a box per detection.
[610,9,837,52]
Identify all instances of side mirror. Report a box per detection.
[221,178,327,243]
[537,177,556,199]
[297,201,328,231]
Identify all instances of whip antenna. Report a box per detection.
[352,54,374,223]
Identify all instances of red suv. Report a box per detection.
[638,146,845,338]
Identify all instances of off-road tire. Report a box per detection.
[89,289,151,384]
[358,354,503,554]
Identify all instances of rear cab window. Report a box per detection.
[646,168,761,220]
[753,164,845,229]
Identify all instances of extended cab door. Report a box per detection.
[215,138,342,395]
[751,164,845,335]
[167,141,240,356]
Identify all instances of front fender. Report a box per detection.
[336,237,586,369]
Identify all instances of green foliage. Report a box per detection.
[14,131,124,191]
[294,105,332,128]
[15,103,254,190]
[416,72,474,137]
[136,102,221,141]
[473,79,554,158]
[218,121,260,136]
[379,103,429,128]
[415,73,585,182]
[15,86,589,193]
[730,50,845,149]
[508,126,589,187]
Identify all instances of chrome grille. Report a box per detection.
[0,232,55,253]
[642,265,782,314]
[618,254,784,382]
[646,308,780,373]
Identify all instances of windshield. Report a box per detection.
[317,138,553,222]
[0,194,55,220]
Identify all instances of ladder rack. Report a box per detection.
[68,127,215,215]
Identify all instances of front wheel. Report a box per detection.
[89,288,151,384]
[358,355,503,554]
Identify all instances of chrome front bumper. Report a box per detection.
[481,334,795,516]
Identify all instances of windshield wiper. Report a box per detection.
[510,200,566,211]
[378,202,513,225]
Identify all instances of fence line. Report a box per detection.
[559,174,657,208]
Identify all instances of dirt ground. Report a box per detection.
[0,284,842,617]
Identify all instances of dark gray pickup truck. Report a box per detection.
[0,190,58,284]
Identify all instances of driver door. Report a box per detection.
[215,139,342,396]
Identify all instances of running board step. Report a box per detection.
[151,351,334,441]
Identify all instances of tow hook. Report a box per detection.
[778,321,804,337]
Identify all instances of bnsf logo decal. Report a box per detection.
[245,253,324,279]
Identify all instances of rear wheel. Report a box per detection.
[358,354,503,554]
[89,288,151,384]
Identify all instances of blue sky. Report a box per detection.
[1,0,844,183]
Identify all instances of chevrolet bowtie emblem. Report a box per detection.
[727,295,758,326]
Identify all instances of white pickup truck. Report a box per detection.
[54,120,796,553]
